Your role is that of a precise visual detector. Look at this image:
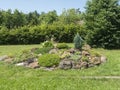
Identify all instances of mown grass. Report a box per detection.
[0,44,120,90]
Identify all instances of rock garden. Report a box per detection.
[0,33,107,71]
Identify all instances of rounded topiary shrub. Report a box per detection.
[38,54,60,67]
[56,43,69,49]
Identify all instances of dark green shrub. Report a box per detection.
[74,33,83,50]
[56,43,69,49]
[38,54,60,67]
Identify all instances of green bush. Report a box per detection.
[0,24,87,45]
[42,41,54,48]
[56,43,69,49]
[38,54,60,67]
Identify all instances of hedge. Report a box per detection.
[0,24,86,44]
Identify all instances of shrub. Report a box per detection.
[56,43,69,49]
[42,41,54,48]
[33,47,52,54]
[74,33,83,50]
[38,54,60,67]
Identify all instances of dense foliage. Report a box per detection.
[38,54,60,67]
[0,8,86,44]
[85,0,120,49]
[0,24,86,44]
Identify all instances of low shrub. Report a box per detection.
[33,47,52,54]
[38,54,60,67]
[56,43,69,49]
[42,41,54,48]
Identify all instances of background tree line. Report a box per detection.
[0,8,82,29]
[0,0,120,49]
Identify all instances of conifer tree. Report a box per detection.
[85,0,120,48]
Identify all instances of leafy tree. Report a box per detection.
[59,8,82,24]
[26,11,40,26]
[85,0,120,49]
[2,9,14,29]
[39,10,58,24]
[13,9,26,28]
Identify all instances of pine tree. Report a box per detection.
[74,33,83,50]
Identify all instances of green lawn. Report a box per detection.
[0,45,120,90]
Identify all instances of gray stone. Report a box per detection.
[82,51,90,56]
[59,60,73,70]
[101,56,107,63]
[80,61,88,69]
[72,62,82,69]
[4,58,14,63]
[15,62,27,66]
[68,48,76,54]
[44,67,55,71]
[0,55,8,61]
[27,61,40,69]
[49,48,58,54]
[90,57,101,65]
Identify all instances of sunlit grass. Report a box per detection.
[0,44,120,90]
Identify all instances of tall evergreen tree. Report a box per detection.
[85,0,120,49]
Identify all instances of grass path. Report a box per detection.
[80,76,120,79]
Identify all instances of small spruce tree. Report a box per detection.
[74,33,83,50]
